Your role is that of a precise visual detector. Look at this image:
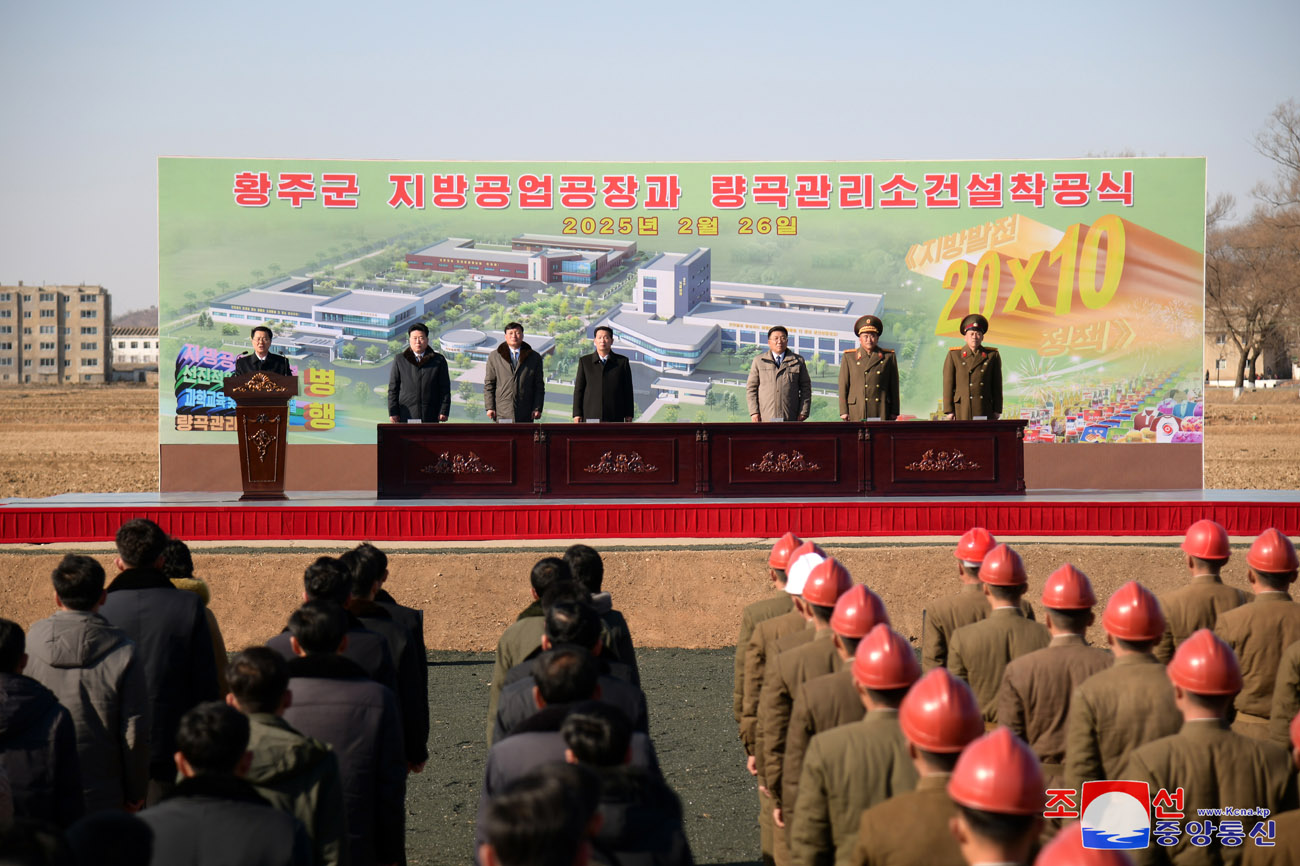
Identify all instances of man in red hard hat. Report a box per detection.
[737,534,801,742]
[997,564,1112,782]
[1155,518,1247,663]
[1214,528,1300,741]
[949,545,1050,725]
[850,668,984,866]
[1063,581,1181,788]
[743,541,824,866]
[923,528,1036,672]
[1121,629,1297,866]
[947,727,1044,866]
[1243,714,1300,865]
[790,624,920,866]
[784,585,890,823]
[761,557,854,862]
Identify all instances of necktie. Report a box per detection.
[511,351,518,371]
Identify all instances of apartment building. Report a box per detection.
[0,283,112,383]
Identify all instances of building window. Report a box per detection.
[39,293,55,302]
[0,326,9,333]
[643,277,657,288]
[40,342,55,350]
[130,341,138,349]
[81,327,97,335]
[0,343,10,350]
[0,311,9,319]
[80,310,97,318]
[40,358,55,367]
[22,295,31,302]
[82,358,98,367]
[80,294,97,303]
[1215,334,1227,345]
[39,325,54,334]
[1215,359,1228,370]
[40,309,55,318]
[81,342,97,350]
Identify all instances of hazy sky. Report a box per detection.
[2,0,1296,312]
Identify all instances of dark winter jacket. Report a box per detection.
[282,654,405,866]
[474,704,660,855]
[267,615,398,697]
[590,592,640,686]
[24,609,151,812]
[140,773,312,866]
[244,712,349,866]
[387,348,450,422]
[98,567,218,781]
[0,672,84,826]
[347,600,428,765]
[494,661,648,743]
[594,765,695,866]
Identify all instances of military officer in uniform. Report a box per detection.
[838,315,899,421]
[942,313,1001,420]
[1154,518,1247,664]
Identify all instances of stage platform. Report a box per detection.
[3,490,1299,544]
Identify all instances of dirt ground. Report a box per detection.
[0,541,1236,652]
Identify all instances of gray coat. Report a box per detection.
[24,609,151,813]
[483,341,545,421]
[746,352,812,421]
[387,348,451,422]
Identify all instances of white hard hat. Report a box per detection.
[785,553,826,595]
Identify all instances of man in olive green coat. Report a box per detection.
[790,626,919,866]
[947,545,1049,724]
[941,313,1001,421]
[850,668,983,866]
[996,564,1111,781]
[837,315,898,422]
[227,648,348,866]
[921,527,1035,672]
[1214,529,1300,741]
[1155,519,1247,664]
[1065,581,1181,788]
[1122,630,1298,866]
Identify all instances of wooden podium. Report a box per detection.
[222,371,298,500]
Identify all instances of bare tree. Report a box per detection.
[1253,98,1300,219]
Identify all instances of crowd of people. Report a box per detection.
[1,517,1300,865]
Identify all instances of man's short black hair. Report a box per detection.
[303,556,351,604]
[408,322,429,336]
[227,647,290,714]
[563,544,604,593]
[530,557,572,597]
[1045,608,1091,633]
[592,325,613,340]
[250,325,273,340]
[354,542,389,580]
[160,537,195,581]
[176,701,250,775]
[115,519,168,568]
[956,804,1038,844]
[561,701,632,767]
[863,686,910,709]
[545,600,602,651]
[288,600,348,655]
[337,549,374,600]
[767,325,788,338]
[987,584,1027,604]
[505,322,524,334]
[532,647,598,705]
[51,554,106,611]
[483,772,587,866]
[0,618,25,673]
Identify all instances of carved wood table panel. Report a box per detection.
[377,420,1025,499]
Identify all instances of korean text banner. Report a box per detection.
[159,158,1206,446]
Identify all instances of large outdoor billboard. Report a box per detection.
[159,158,1205,452]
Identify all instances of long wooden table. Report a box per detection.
[376,420,1026,499]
